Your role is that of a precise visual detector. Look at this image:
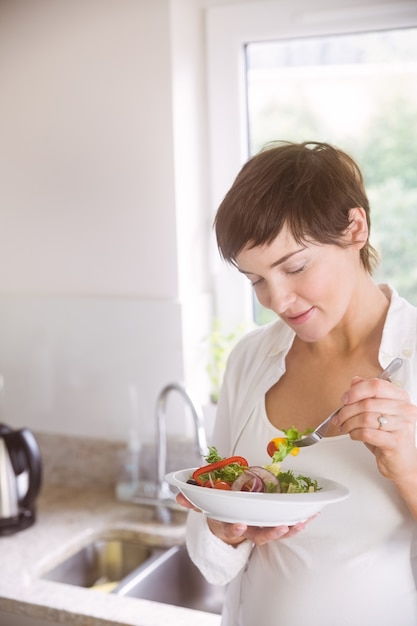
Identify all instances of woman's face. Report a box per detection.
[235,223,365,343]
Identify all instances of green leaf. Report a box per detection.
[204,446,223,463]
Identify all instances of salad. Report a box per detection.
[188,427,320,494]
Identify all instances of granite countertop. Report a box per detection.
[0,434,220,626]
[0,484,221,626]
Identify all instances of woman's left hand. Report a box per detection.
[332,374,417,484]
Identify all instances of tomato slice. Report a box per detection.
[266,437,287,458]
[212,481,232,490]
[267,437,300,459]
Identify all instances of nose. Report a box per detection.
[268,285,296,315]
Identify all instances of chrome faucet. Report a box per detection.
[155,383,208,501]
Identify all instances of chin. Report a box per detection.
[293,326,329,343]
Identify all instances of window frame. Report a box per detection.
[206,0,417,328]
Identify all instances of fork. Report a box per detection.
[291,357,404,447]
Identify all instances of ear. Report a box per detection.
[345,207,368,250]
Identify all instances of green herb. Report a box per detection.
[198,463,246,484]
[270,427,314,463]
[199,446,247,484]
[277,470,321,493]
[204,446,223,464]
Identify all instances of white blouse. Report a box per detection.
[186,286,417,625]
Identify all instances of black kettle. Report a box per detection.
[0,423,42,535]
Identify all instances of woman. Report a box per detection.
[179,141,417,625]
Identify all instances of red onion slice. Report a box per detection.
[247,466,280,493]
[231,469,265,492]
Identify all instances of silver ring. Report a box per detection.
[378,415,388,429]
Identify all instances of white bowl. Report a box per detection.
[166,467,350,526]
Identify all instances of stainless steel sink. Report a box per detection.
[43,532,226,614]
[43,535,164,591]
[115,544,226,614]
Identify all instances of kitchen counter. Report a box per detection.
[0,484,221,626]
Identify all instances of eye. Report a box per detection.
[250,277,264,287]
[286,264,306,275]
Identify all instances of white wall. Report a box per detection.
[0,0,214,442]
[0,0,179,297]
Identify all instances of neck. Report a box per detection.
[301,277,390,360]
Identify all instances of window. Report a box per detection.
[207,0,417,328]
[246,26,417,323]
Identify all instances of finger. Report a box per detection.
[206,518,249,544]
[335,407,390,432]
[246,513,319,546]
[245,525,290,545]
[175,492,201,512]
[341,376,405,406]
[281,512,319,539]
[348,410,411,441]
[345,394,412,431]
[208,513,318,547]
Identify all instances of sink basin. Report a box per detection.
[43,535,164,591]
[115,544,226,614]
[43,531,226,614]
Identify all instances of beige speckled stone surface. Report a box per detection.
[35,431,204,488]
[0,434,221,626]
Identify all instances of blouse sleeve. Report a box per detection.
[184,331,259,585]
[185,510,253,585]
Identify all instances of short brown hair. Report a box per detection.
[214,141,378,273]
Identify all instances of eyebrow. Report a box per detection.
[237,248,305,276]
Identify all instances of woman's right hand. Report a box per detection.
[175,493,315,546]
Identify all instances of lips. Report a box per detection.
[286,307,315,325]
